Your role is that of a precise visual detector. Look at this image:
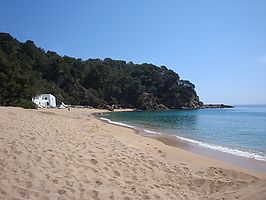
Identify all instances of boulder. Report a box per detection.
[103,104,114,111]
[137,93,168,110]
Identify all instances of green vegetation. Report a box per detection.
[0,33,202,109]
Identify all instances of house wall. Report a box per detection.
[47,94,56,107]
[32,94,56,107]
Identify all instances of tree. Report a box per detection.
[0,32,201,109]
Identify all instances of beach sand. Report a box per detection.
[0,107,266,200]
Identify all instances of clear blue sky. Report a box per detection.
[1,0,266,104]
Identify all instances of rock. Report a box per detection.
[200,104,233,109]
[103,104,114,111]
[156,104,169,110]
[137,93,168,110]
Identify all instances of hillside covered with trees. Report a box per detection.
[0,33,202,109]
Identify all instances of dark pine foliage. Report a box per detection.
[0,33,202,109]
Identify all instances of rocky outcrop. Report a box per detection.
[138,93,169,110]
[102,104,114,111]
[160,86,203,109]
[200,104,233,108]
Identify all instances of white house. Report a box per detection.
[32,94,56,108]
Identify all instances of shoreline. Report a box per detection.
[150,134,266,173]
[1,107,266,199]
[93,111,266,178]
[97,112,266,174]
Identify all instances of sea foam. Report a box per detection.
[174,135,266,161]
[100,117,135,129]
[143,129,161,135]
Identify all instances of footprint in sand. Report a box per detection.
[113,170,121,177]
[58,189,66,195]
[41,195,50,200]
[36,156,42,162]
[96,180,103,185]
[13,185,28,198]
[125,181,133,185]
[90,159,98,165]
[87,190,100,200]
[109,193,115,200]
[153,194,161,199]
[66,180,74,187]
[142,194,150,200]
[0,188,7,196]
[52,179,58,184]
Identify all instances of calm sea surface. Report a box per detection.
[101,105,266,161]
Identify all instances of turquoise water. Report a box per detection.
[101,105,266,161]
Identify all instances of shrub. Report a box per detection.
[11,99,37,109]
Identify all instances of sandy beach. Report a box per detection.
[0,107,266,200]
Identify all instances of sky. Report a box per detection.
[1,0,266,105]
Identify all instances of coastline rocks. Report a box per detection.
[200,104,234,109]
[137,93,169,110]
[156,104,169,110]
[102,104,114,111]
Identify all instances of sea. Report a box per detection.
[99,105,266,167]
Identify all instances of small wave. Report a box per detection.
[143,129,161,135]
[175,135,266,161]
[100,117,135,129]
